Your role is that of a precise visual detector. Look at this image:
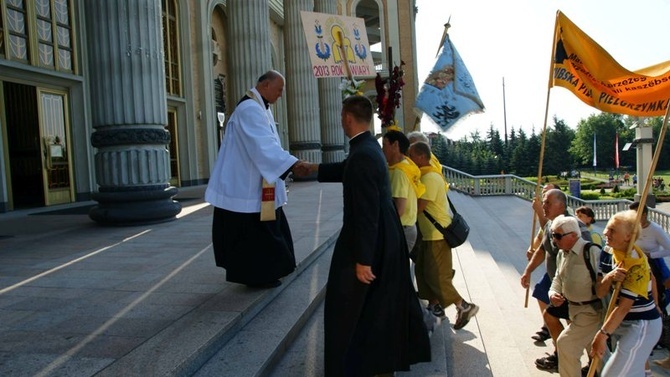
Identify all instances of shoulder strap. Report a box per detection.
[446,193,458,215]
[423,210,445,232]
[582,242,602,296]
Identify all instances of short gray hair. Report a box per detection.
[551,215,580,235]
[407,131,428,144]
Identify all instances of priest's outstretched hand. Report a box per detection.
[292,161,318,177]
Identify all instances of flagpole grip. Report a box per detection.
[336,30,353,81]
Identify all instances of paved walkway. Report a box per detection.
[2,182,670,376]
[0,181,343,376]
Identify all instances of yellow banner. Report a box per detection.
[300,11,376,79]
[552,11,670,116]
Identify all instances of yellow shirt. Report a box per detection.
[417,171,452,241]
[389,160,418,226]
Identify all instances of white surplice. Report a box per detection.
[205,87,298,213]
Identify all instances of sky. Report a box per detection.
[413,0,670,141]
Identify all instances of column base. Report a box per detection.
[90,186,182,225]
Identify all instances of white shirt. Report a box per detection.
[205,87,298,213]
[637,221,670,259]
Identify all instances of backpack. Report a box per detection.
[582,242,602,297]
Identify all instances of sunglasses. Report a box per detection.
[552,231,574,240]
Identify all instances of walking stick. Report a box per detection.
[524,15,557,307]
[587,99,670,377]
[524,212,538,308]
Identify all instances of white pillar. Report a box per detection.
[315,0,345,163]
[85,0,181,224]
[227,0,272,104]
[635,126,656,207]
[283,0,322,163]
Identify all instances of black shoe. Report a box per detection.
[532,326,551,341]
[535,352,558,372]
[246,280,281,288]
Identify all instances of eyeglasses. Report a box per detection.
[551,231,574,240]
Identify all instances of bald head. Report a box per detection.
[255,70,285,104]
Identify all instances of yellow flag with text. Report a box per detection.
[552,11,670,116]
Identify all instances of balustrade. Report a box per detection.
[442,165,670,233]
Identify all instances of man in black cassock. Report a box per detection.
[297,95,431,376]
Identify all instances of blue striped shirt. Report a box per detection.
[598,248,660,321]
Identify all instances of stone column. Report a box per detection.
[314,0,345,163]
[284,0,322,164]
[227,0,272,105]
[85,0,181,224]
[635,125,656,207]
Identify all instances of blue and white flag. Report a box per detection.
[415,34,484,132]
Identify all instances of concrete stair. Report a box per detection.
[192,238,335,376]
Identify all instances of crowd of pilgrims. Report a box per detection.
[524,191,670,377]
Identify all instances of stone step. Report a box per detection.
[192,237,335,377]
[94,230,337,377]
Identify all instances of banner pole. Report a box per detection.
[336,30,353,81]
[526,11,560,308]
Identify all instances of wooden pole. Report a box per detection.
[436,17,451,58]
[587,99,670,376]
[336,30,353,81]
[525,11,559,308]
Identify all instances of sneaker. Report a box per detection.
[428,303,445,318]
[453,301,479,330]
[535,352,558,372]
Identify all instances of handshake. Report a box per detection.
[291,160,318,178]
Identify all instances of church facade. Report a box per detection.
[0,0,419,222]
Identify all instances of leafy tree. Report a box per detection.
[648,116,670,170]
[568,113,626,171]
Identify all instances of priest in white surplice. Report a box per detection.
[205,70,300,288]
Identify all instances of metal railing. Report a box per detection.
[443,165,670,233]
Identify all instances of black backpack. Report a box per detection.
[582,242,602,296]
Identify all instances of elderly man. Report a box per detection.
[528,183,560,342]
[521,188,592,371]
[205,70,301,288]
[548,215,603,377]
[408,141,479,330]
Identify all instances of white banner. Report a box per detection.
[300,11,376,79]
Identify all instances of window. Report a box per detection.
[0,3,5,56]
[1,0,74,72]
[6,0,29,62]
[162,0,181,96]
[355,0,383,70]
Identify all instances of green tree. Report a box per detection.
[510,129,531,175]
[648,116,670,170]
[544,116,575,175]
[568,113,626,171]
[431,133,449,164]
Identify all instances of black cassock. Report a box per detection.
[318,132,431,376]
[211,206,296,285]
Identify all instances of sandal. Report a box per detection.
[531,326,550,341]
